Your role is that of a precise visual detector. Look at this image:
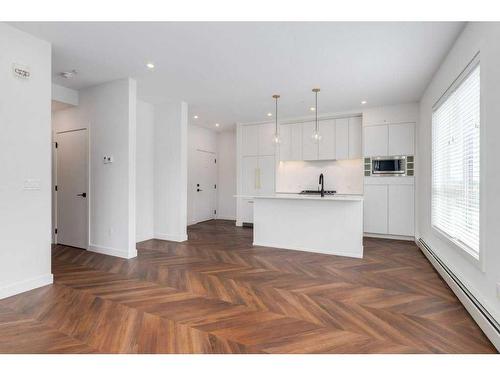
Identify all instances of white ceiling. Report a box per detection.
[11,22,464,131]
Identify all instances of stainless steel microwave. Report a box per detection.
[371,156,406,175]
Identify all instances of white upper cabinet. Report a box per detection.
[279,123,302,161]
[363,125,388,157]
[348,117,362,159]
[388,123,415,156]
[302,121,318,161]
[363,122,415,157]
[258,123,276,156]
[241,123,276,157]
[335,118,349,160]
[278,124,292,161]
[277,116,362,161]
[289,123,303,161]
[318,119,336,160]
[241,125,260,156]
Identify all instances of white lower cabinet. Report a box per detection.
[363,184,388,234]
[388,184,414,236]
[364,179,415,237]
[240,199,254,223]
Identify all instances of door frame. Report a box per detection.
[53,127,90,249]
[193,148,217,224]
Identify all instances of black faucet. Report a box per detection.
[319,173,324,197]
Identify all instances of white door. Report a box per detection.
[363,125,388,157]
[258,123,276,156]
[318,119,336,160]
[195,150,217,222]
[241,156,259,196]
[388,123,415,156]
[348,117,362,159]
[56,129,88,249]
[363,184,388,234]
[241,125,259,156]
[302,121,318,161]
[388,184,414,236]
[335,118,349,160]
[258,155,275,195]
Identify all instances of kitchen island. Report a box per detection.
[236,194,364,258]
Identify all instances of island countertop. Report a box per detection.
[234,193,363,202]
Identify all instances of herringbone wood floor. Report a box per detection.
[0,220,496,353]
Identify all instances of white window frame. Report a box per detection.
[431,52,485,271]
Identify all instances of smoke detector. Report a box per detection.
[60,70,77,79]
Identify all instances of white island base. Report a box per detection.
[252,195,364,258]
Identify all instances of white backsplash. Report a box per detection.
[276,159,364,194]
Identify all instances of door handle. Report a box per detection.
[197,189,203,192]
[77,192,87,198]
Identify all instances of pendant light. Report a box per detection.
[272,94,281,144]
[311,88,322,143]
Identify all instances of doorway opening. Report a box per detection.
[193,149,217,223]
[52,116,89,250]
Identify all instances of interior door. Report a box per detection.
[195,150,217,222]
[56,129,88,249]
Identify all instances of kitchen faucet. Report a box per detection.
[319,173,324,197]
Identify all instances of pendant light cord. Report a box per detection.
[315,90,318,132]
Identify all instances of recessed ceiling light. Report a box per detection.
[361,100,367,105]
[193,115,199,119]
[215,123,220,127]
[60,70,77,79]
[267,113,273,117]
[310,107,316,112]
[146,62,155,69]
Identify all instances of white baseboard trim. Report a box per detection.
[216,216,236,221]
[364,232,415,241]
[88,244,137,259]
[154,232,188,242]
[0,273,53,300]
[417,238,500,352]
[253,241,363,259]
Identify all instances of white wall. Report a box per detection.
[217,130,237,220]
[136,100,155,242]
[0,23,53,299]
[154,101,188,241]
[187,125,217,224]
[52,79,138,259]
[417,23,500,324]
[52,83,78,106]
[276,159,363,194]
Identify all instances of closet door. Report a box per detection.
[241,156,259,196]
[335,118,349,160]
[318,119,336,160]
[258,155,276,195]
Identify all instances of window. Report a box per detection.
[432,57,480,259]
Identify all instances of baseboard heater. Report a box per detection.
[417,238,500,351]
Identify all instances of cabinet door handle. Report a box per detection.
[255,168,261,189]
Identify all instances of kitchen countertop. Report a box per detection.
[234,193,363,201]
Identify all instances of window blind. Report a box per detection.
[432,62,480,258]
